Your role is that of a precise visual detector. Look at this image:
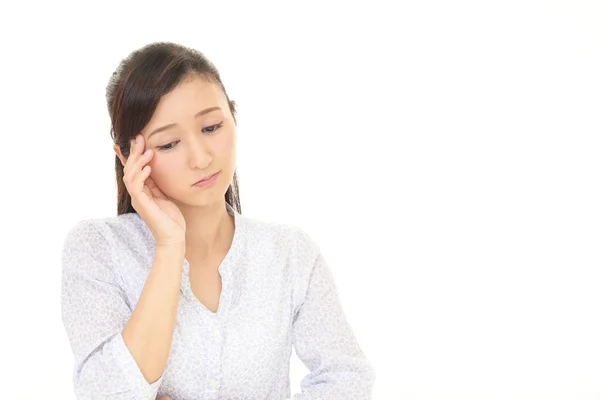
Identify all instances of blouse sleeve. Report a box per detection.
[60,220,164,400]
[291,240,376,399]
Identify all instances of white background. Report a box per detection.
[1,1,599,399]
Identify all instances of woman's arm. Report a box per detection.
[61,220,183,399]
[291,240,376,399]
[122,242,184,384]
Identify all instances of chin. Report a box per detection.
[189,185,229,203]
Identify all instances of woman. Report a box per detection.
[61,41,375,400]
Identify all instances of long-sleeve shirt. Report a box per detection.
[61,202,375,400]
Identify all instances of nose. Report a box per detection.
[186,135,212,170]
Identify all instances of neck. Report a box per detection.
[178,200,234,262]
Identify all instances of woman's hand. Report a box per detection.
[122,134,186,247]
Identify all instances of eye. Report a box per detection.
[203,121,224,135]
[157,141,179,151]
[156,122,223,151]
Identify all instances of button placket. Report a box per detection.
[205,318,223,394]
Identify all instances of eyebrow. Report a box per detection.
[147,107,222,139]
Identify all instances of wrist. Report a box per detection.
[155,242,186,255]
[156,238,185,248]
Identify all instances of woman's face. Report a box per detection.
[138,76,236,208]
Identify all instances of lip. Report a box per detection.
[192,171,220,187]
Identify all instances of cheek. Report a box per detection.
[148,156,178,186]
[216,129,236,154]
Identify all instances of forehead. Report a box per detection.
[151,77,224,121]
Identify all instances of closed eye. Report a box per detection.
[157,141,179,151]
[203,121,224,134]
[157,122,224,151]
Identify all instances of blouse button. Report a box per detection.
[208,378,218,389]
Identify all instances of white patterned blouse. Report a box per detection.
[61,202,375,399]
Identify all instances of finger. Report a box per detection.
[124,134,144,175]
[123,136,138,175]
[158,397,172,400]
[131,163,151,195]
[129,148,153,182]
[124,146,152,189]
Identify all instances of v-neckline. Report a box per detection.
[181,202,244,317]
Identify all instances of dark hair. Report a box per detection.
[105,41,241,216]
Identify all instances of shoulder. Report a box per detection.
[61,213,152,282]
[240,213,320,261]
[62,213,150,257]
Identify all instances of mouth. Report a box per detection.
[192,171,220,187]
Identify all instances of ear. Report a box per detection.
[230,99,237,126]
[113,143,127,168]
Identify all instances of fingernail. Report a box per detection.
[135,134,141,143]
